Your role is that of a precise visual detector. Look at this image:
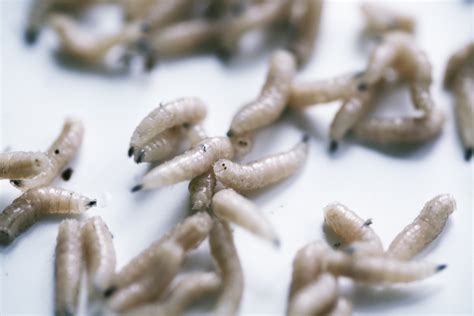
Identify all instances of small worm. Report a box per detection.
[133,126,182,164]
[0,187,96,245]
[188,170,216,212]
[386,194,456,261]
[129,97,207,157]
[227,50,296,136]
[13,118,84,190]
[327,297,353,316]
[0,152,49,180]
[81,216,117,295]
[360,3,415,36]
[125,272,221,316]
[54,219,83,316]
[323,202,384,256]
[213,135,309,191]
[229,131,255,158]
[132,137,233,191]
[209,218,244,316]
[353,107,445,145]
[211,188,279,245]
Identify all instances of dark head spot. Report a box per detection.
[357,82,368,91]
[24,28,38,45]
[61,168,73,181]
[87,200,97,207]
[238,140,247,146]
[436,264,447,272]
[302,134,309,143]
[11,180,22,187]
[128,146,134,157]
[226,130,234,137]
[131,184,143,193]
[104,286,117,298]
[54,149,60,155]
[182,122,190,128]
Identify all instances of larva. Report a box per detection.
[327,297,353,316]
[353,107,445,145]
[188,170,216,212]
[13,118,84,190]
[213,135,309,191]
[443,43,474,88]
[132,137,233,192]
[55,219,83,316]
[0,152,49,180]
[140,0,194,31]
[323,202,384,256]
[129,97,207,157]
[227,50,297,137]
[386,194,456,261]
[229,131,255,158]
[125,272,221,316]
[211,188,279,245]
[0,187,96,245]
[133,126,182,163]
[288,273,337,316]
[185,124,208,146]
[209,219,244,316]
[287,0,324,67]
[360,3,415,36]
[82,216,117,295]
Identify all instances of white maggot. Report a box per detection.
[0,152,49,180]
[360,2,415,36]
[134,126,182,163]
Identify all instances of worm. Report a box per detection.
[0,152,49,180]
[211,188,279,245]
[54,219,83,316]
[353,107,445,145]
[287,0,324,67]
[129,97,207,157]
[227,50,296,137]
[188,171,216,212]
[82,216,117,295]
[12,118,84,191]
[360,3,415,36]
[323,202,384,256]
[327,297,353,316]
[132,137,233,192]
[386,194,456,261]
[125,272,221,316]
[213,135,309,191]
[0,187,96,245]
[229,131,256,158]
[209,218,244,316]
[133,126,182,163]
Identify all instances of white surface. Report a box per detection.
[1,0,473,315]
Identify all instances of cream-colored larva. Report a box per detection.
[227,50,296,136]
[129,97,207,157]
[444,43,474,88]
[211,188,279,245]
[360,3,415,36]
[327,297,353,316]
[0,152,49,180]
[125,272,221,316]
[185,124,208,146]
[353,107,445,145]
[287,0,323,67]
[133,137,233,191]
[209,219,244,316]
[188,171,216,212]
[140,0,194,31]
[134,126,182,163]
[323,202,384,256]
[288,273,337,316]
[82,216,117,295]
[229,131,255,158]
[213,136,309,191]
[13,118,84,190]
[55,219,83,316]
[0,187,96,245]
[386,194,456,261]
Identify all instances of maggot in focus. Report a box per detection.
[0,151,49,180]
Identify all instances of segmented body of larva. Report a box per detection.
[0,152,49,180]
[323,202,384,256]
[13,118,84,190]
[134,127,183,163]
[125,272,221,316]
[229,131,255,157]
[212,188,279,245]
[213,136,309,191]
[189,171,216,212]
[209,219,244,316]
[327,297,353,316]
[133,137,233,191]
[186,124,208,146]
[0,187,96,245]
[386,194,456,261]
[353,107,445,144]
[227,50,296,136]
[82,216,116,295]
[129,97,207,156]
[288,273,337,316]
[55,219,83,316]
[360,3,415,36]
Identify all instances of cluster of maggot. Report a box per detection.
[288,194,455,315]
[0,118,97,246]
[25,0,323,72]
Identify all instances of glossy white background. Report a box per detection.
[1,0,473,315]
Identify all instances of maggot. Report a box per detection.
[0,187,96,245]
[12,118,84,190]
[125,272,221,316]
[134,126,182,163]
[81,216,117,295]
[211,188,279,245]
[129,97,207,157]
[360,3,415,36]
[54,219,83,316]
[132,137,233,191]
[323,202,384,256]
[209,219,244,316]
[213,135,309,191]
[0,151,49,180]
[227,50,296,137]
[443,42,474,88]
[229,131,255,158]
[188,170,216,212]
[386,194,456,261]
